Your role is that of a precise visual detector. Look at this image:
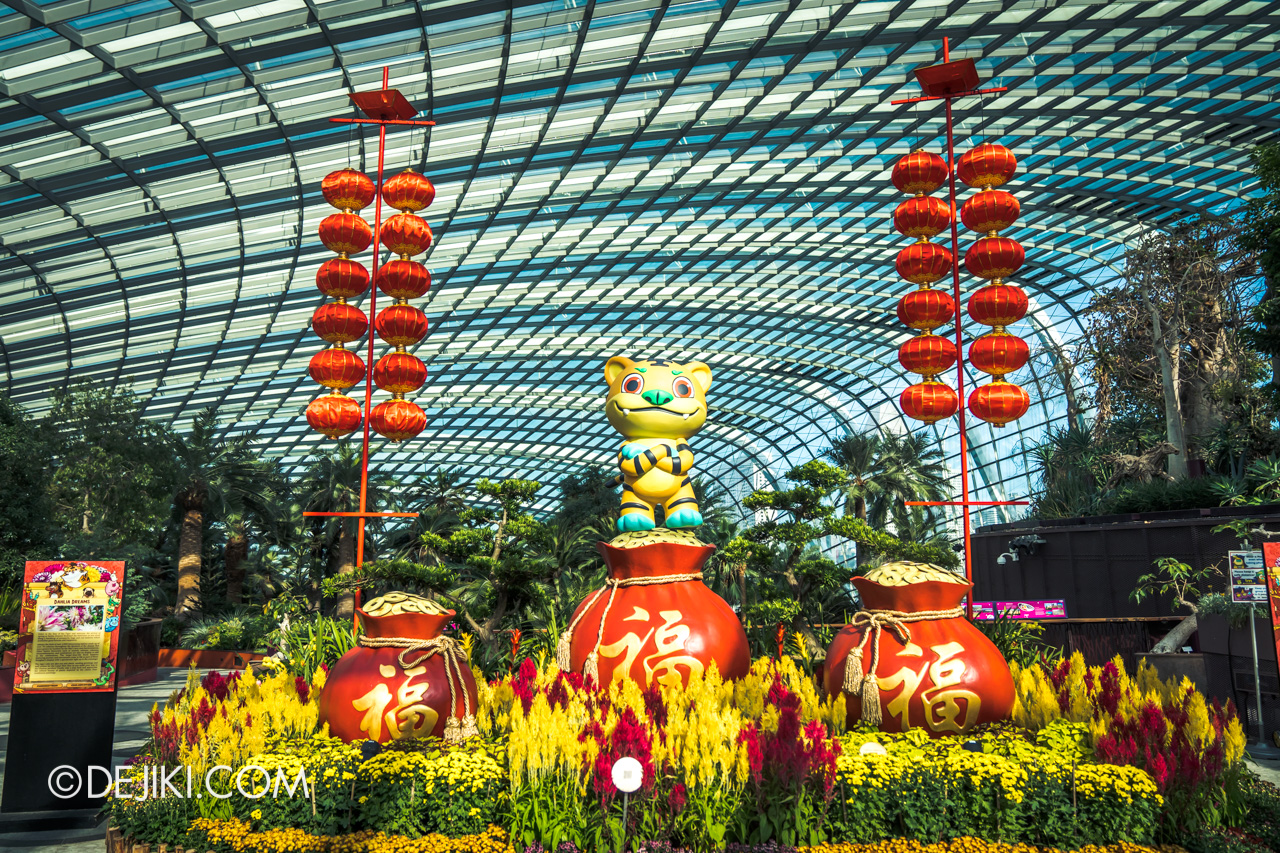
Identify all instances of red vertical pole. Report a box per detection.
[940,38,975,619]
[353,66,391,620]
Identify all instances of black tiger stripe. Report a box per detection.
[621,502,651,511]
[681,476,692,486]
[676,443,691,453]
[668,498,698,508]
[670,456,682,474]
[643,449,659,467]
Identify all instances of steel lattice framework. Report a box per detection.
[1,0,1277,522]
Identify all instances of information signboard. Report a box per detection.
[14,561,125,694]
[971,599,1067,620]
[1228,550,1268,603]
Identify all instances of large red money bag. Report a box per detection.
[824,562,1014,735]
[318,593,478,744]
[559,531,750,688]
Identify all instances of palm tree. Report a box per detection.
[870,432,950,531]
[409,469,468,516]
[294,441,398,618]
[169,408,266,616]
[824,431,885,522]
[212,458,290,605]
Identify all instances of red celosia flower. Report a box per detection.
[295,676,310,704]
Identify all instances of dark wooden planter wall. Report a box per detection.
[972,506,1280,735]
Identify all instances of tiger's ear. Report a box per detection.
[605,356,635,386]
[687,361,712,394]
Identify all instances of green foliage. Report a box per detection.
[321,559,456,599]
[178,609,276,651]
[0,391,53,580]
[369,742,507,837]
[43,383,174,546]
[1131,556,1216,612]
[273,615,358,681]
[972,610,1061,669]
[1103,476,1224,514]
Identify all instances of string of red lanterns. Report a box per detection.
[306,168,434,442]
[958,143,1030,427]
[892,151,959,424]
[890,142,1031,428]
[307,169,373,439]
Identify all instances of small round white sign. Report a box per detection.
[858,741,888,757]
[611,756,643,793]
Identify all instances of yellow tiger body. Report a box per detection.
[603,356,712,532]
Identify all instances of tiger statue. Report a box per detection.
[604,355,712,532]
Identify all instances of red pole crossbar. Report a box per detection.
[304,512,421,518]
[330,118,437,127]
[890,86,1007,106]
[906,501,1028,507]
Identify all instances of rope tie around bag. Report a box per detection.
[357,634,479,742]
[556,572,704,682]
[841,605,965,726]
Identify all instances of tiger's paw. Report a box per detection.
[617,513,656,533]
[666,509,704,529]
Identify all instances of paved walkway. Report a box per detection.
[0,669,199,851]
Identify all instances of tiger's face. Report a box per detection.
[604,356,712,439]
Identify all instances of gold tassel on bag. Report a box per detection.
[443,715,463,744]
[556,629,573,671]
[459,714,480,740]
[584,650,600,683]
[842,648,865,694]
[861,673,882,727]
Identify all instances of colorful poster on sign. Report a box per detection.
[1262,544,1280,686]
[971,600,1067,620]
[14,561,125,693]
[1229,550,1268,603]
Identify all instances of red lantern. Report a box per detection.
[306,392,361,439]
[964,237,1025,280]
[378,259,432,300]
[309,347,366,390]
[968,380,1030,426]
[898,334,957,377]
[319,212,373,255]
[893,196,952,239]
[957,143,1017,189]
[380,214,433,257]
[967,284,1028,326]
[897,289,955,332]
[369,398,427,441]
[562,540,750,688]
[968,332,1030,378]
[312,302,368,344]
[316,257,369,300]
[892,151,948,195]
[375,304,428,346]
[960,190,1020,235]
[382,169,436,213]
[374,352,427,394]
[824,568,1015,734]
[900,381,959,423]
[321,169,375,212]
[896,242,954,285]
[318,598,477,743]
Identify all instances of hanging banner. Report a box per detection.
[14,561,125,694]
[1263,545,1280,680]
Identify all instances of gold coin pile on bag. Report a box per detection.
[862,560,965,586]
[610,529,706,549]
[363,591,450,616]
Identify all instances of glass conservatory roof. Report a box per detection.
[1,0,1277,519]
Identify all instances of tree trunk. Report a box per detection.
[1140,279,1190,479]
[333,524,357,619]
[737,562,748,614]
[176,504,203,616]
[225,533,249,606]
[1150,613,1198,653]
[81,488,92,534]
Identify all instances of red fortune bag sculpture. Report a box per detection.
[558,530,750,688]
[824,561,1014,736]
[318,592,478,744]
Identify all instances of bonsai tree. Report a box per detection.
[733,459,958,656]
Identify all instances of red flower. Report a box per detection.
[295,676,310,704]
[668,782,687,814]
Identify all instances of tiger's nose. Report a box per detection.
[642,390,673,406]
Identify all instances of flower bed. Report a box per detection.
[106,654,1256,853]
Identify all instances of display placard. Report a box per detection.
[971,599,1067,620]
[14,561,124,694]
[1228,550,1268,603]
[1262,543,1280,681]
